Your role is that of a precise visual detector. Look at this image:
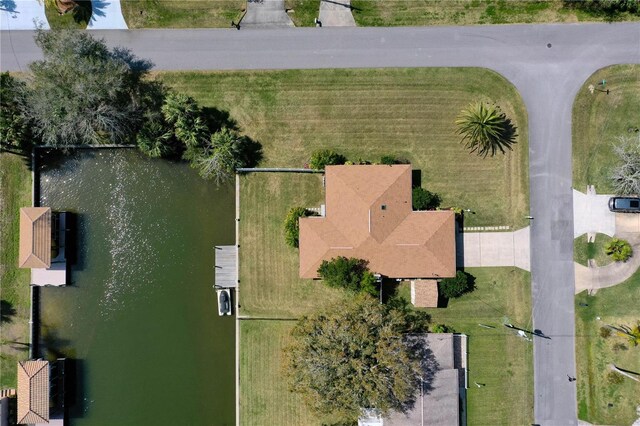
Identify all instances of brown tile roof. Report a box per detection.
[411,280,439,308]
[17,360,50,424]
[19,207,52,269]
[299,165,456,279]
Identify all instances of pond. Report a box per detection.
[38,149,236,425]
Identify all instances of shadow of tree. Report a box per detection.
[72,0,92,24]
[0,300,17,324]
[236,135,263,168]
[0,0,17,13]
[202,107,238,133]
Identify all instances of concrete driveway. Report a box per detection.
[318,0,355,27]
[573,188,616,238]
[87,0,128,30]
[0,0,49,30]
[241,0,293,28]
[458,227,530,271]
[2,23,639,426]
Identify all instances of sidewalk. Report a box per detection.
[458,227,530,271]
[0,0,49,30]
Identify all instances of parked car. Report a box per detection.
[608,197,640,213]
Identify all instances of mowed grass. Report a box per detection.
[238,173,348,317]
[240,320,318,426]
[285,0,320,27]
[158,68,529,228]
[575,273,640,425]
[0,153,33,388]
[573,65,640,193]
[122,0,244,28]
[44,1,91,29]
[574,233,613,267]
[397,267,534,425]
[350,0,640,26]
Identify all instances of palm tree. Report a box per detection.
[455,102,517,158]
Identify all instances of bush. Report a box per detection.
[412,187,442,210]
[309,149,346,170]
[317,257,378,296]
[284,207,315,248]
[604,238,633,262]
[380,155,398,165]
[599,326,612,339]
[607,371,624,385]
[432,324,455,333]
[439,271,475,299]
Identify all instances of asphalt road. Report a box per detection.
[2,23,639,425]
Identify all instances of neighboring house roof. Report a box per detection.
[299,165,456,279]
[19,207,52,269]
[17,360,50,424]
[411,280,439,308]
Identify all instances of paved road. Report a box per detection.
[2,24,639,425]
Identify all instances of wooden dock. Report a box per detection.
[215,245,237,288]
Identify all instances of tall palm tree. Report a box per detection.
[455,102,516,158]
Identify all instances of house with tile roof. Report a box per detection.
[17,360,50,424]
[299,164,456,305]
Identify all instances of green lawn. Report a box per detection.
[0,153,33,389]
[238,173,348,317]
[397,267,534,425]
[350,0,640,26]
[240,320,318,426]
[285,0,320,27]
[573,65,640,193]
[121,0,244,28]
[44,1,91,29]
[574,233,614,267]
[159,68,529,229]
[575,273,640,425]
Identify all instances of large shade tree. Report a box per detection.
[284,295,432,421]
[23,29,151,146]
[610,135,640,196]
[455,102,517,158]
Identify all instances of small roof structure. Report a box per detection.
[411,280,439,308]
[299,165,456,279]
[17,360,50,424]
[19,207,52,269]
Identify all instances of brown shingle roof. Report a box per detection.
[411,280,439,308]
[17,360,50,424]
[299,165,456,279]
[19,207,52,269]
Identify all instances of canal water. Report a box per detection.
[38,149,235,425]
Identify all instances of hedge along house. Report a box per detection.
[19,207,68,286]
[298,165,456,306]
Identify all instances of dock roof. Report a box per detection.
[17,360,50,424]
[19,207,52,269]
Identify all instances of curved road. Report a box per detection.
[2,24,639,425]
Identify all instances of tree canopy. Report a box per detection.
[24,30,152,146]
[610,135,640,196]
[317,256,378,296]
[455,102,517,158]
[0,72,31,155]
[284,295,431,421]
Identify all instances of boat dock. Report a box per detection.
[214,245,238,288]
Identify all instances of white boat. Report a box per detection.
[216,288,232,316]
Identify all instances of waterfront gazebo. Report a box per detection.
[19,207,52,269]
[19,207,68,286]
[17,360,50,425]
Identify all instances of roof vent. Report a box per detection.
[381,205,387,210]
